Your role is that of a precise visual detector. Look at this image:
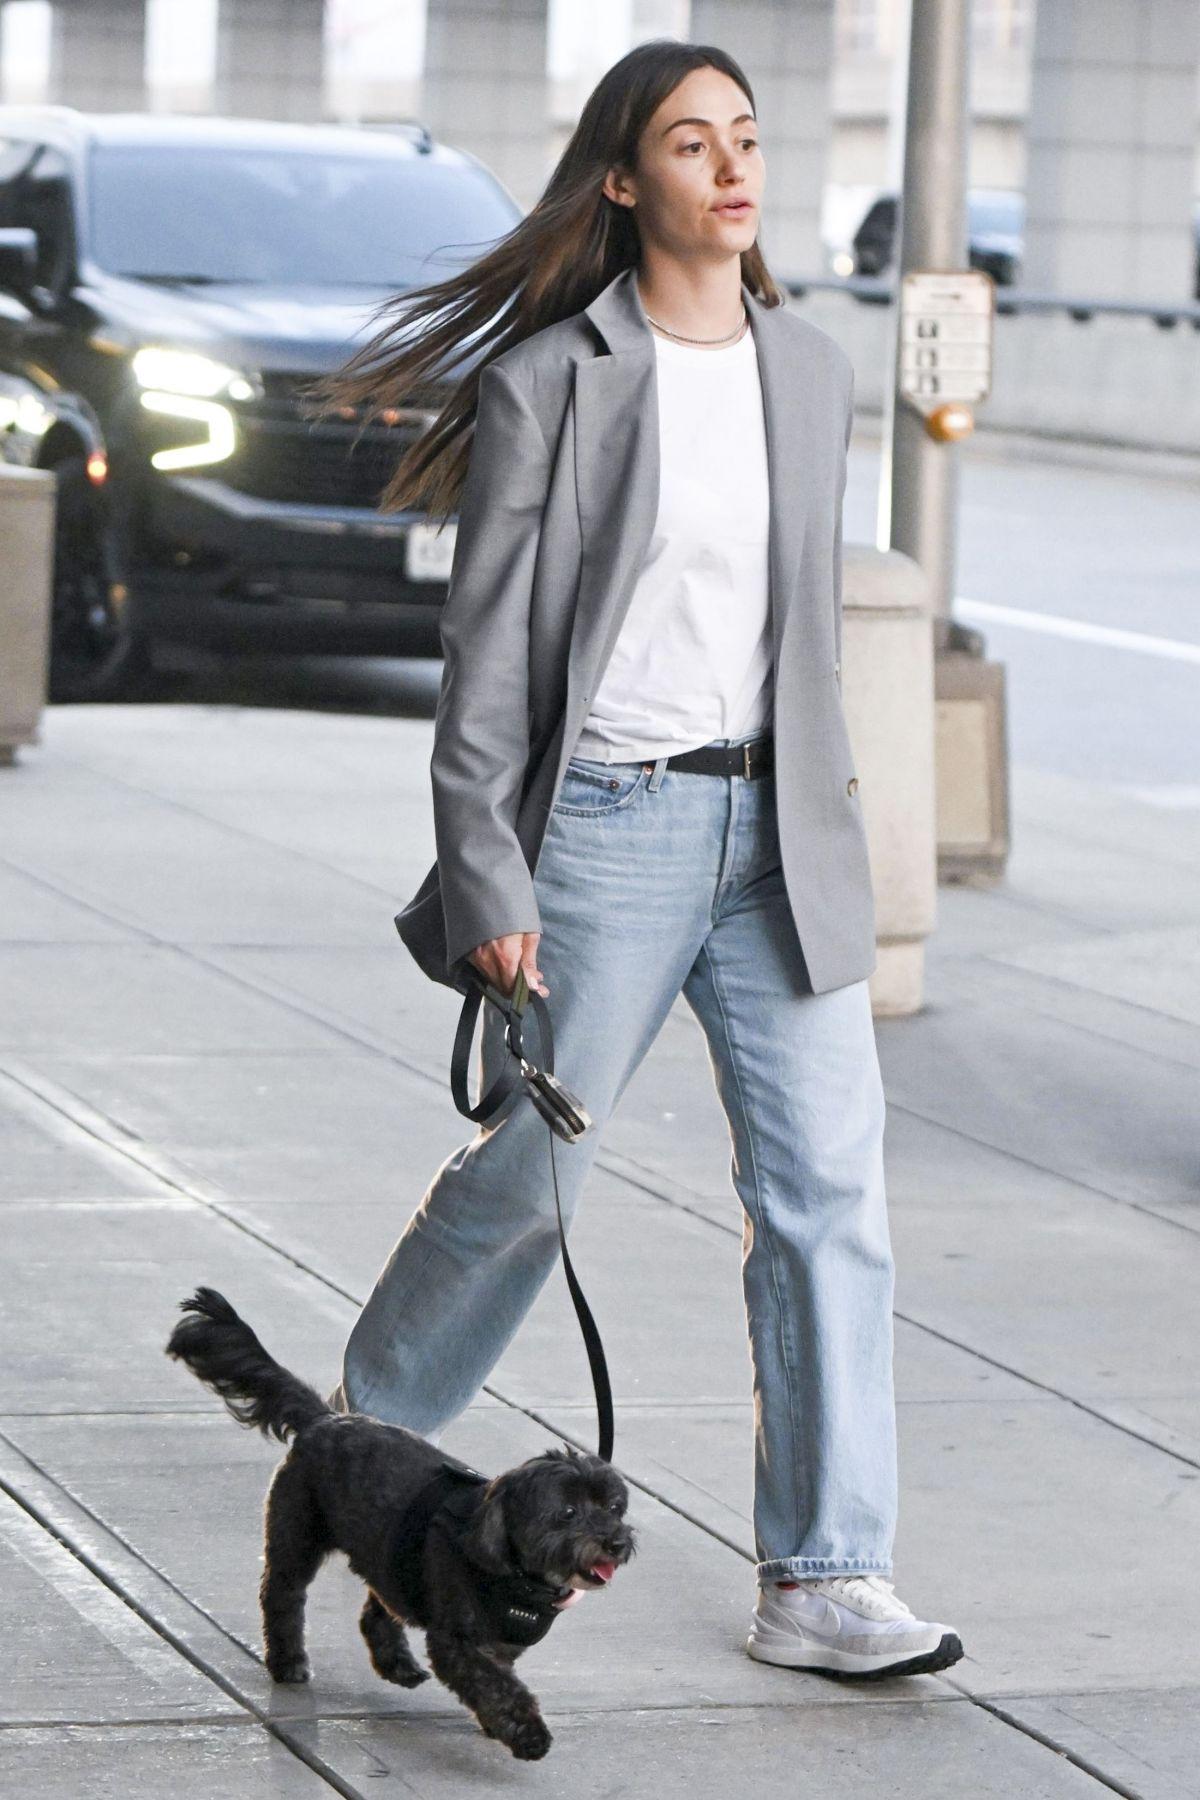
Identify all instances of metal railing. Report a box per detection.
[785,273,1200,330]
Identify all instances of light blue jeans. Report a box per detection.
[338,736,897,1579]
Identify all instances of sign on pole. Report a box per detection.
[899,271,994,411]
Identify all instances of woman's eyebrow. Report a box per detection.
[660,113,756,137]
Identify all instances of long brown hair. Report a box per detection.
[313,38,784,523]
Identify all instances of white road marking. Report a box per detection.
[1,1492,188,1683]
[1117,784,1200,809]
[956,597,1200,666]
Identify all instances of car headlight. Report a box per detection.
[132,346,260,471]
[132,346,256,401]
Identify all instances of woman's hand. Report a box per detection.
[468,931,549,999]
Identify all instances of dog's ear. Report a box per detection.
[465,1475,513,1572]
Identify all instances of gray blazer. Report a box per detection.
[396,263,876,995]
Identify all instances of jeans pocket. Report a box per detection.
[552,756,649,818]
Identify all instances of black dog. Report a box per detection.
[165,1288,634,1760]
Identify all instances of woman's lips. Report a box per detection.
[714,201,752,214]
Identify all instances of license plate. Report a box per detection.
[405,521,457,582]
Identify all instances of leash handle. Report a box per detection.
[450,965,614,1463]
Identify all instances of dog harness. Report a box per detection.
[389,1456,570,1650]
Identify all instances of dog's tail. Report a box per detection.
[166,1287,330,1444]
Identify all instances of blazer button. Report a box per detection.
[847,776,859,796]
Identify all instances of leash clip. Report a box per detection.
[453,962,592,1144]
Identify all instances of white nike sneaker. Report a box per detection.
[746,1575,964,1679]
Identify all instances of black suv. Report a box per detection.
[0,110,521,698]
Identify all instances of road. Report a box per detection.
[848,433,1200,792]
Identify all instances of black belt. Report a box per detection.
[660,731,774,780]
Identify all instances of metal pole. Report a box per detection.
[883,0,971,631]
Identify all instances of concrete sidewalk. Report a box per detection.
[0,701,1196,1798]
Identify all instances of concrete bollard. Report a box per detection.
[0,465,56,766]
[841,544,937,1017]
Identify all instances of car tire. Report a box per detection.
[47,455,154,703]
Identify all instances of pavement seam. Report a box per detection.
[941,1689,1151,1800]
[0,1435,361,1797]
[0,1435,1156,1799]
[6,1042,1200,1484]
[181,929,1200,1251]
[962,952,1200,1057]
[0,748,408,910]
[598,1147,1200,1472]
[0,995,1187,1788]
[0,1057,983,1737]
[0,1715,255,1732]
[0,851,164,945]
[7,833,1193,1247]
[880,1093,1199,1241]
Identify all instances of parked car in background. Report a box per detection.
[0,109,522,699]
[842,189,1200,304]
[0,284,120,699]
[846,187,1025,287]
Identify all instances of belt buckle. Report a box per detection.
[742,742,753,780]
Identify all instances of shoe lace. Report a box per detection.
[818,1575,915,1621]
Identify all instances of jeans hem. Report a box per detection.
[755,1556,893,1581]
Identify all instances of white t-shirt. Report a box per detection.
[572,322,773,764]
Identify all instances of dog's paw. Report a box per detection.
[384,1665,430,1689]
[266,1653,311,1685]
[507,1715,552,1761]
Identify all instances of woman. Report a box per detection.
[325,40,963,1679]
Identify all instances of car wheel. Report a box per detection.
[47,455,151,702]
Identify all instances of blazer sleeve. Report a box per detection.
[430,359,550,973]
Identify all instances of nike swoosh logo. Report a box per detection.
[777,1594,842,1639]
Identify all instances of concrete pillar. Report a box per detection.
[48,0,147,112]
[840,546,937,1018]
[0,467,55,764]
[690,0,836,277]
[1022,0,1200,302]
[214,0,325,122]
[422,0,551,213]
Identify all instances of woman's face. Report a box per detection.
[605,66,764,262]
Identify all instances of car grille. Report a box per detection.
[225,373,444,509]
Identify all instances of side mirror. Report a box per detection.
[0,227,38,298]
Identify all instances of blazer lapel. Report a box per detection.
[746,283,813,668]
[565,264,810,748]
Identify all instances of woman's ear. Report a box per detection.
[466,1476,512,1571]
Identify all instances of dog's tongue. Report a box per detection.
[553,1587,585,1610]
[591,1559,617,1583]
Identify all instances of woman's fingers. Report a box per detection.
[521,931,549,999]
[469,932,547,999]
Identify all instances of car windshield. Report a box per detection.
[87,143,520,286]
[969,193,1023,236]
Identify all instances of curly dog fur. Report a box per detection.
[166,1287,635,1760]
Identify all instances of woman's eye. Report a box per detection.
[681,138,757,155]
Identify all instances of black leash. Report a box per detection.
[448,962,614,1464]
